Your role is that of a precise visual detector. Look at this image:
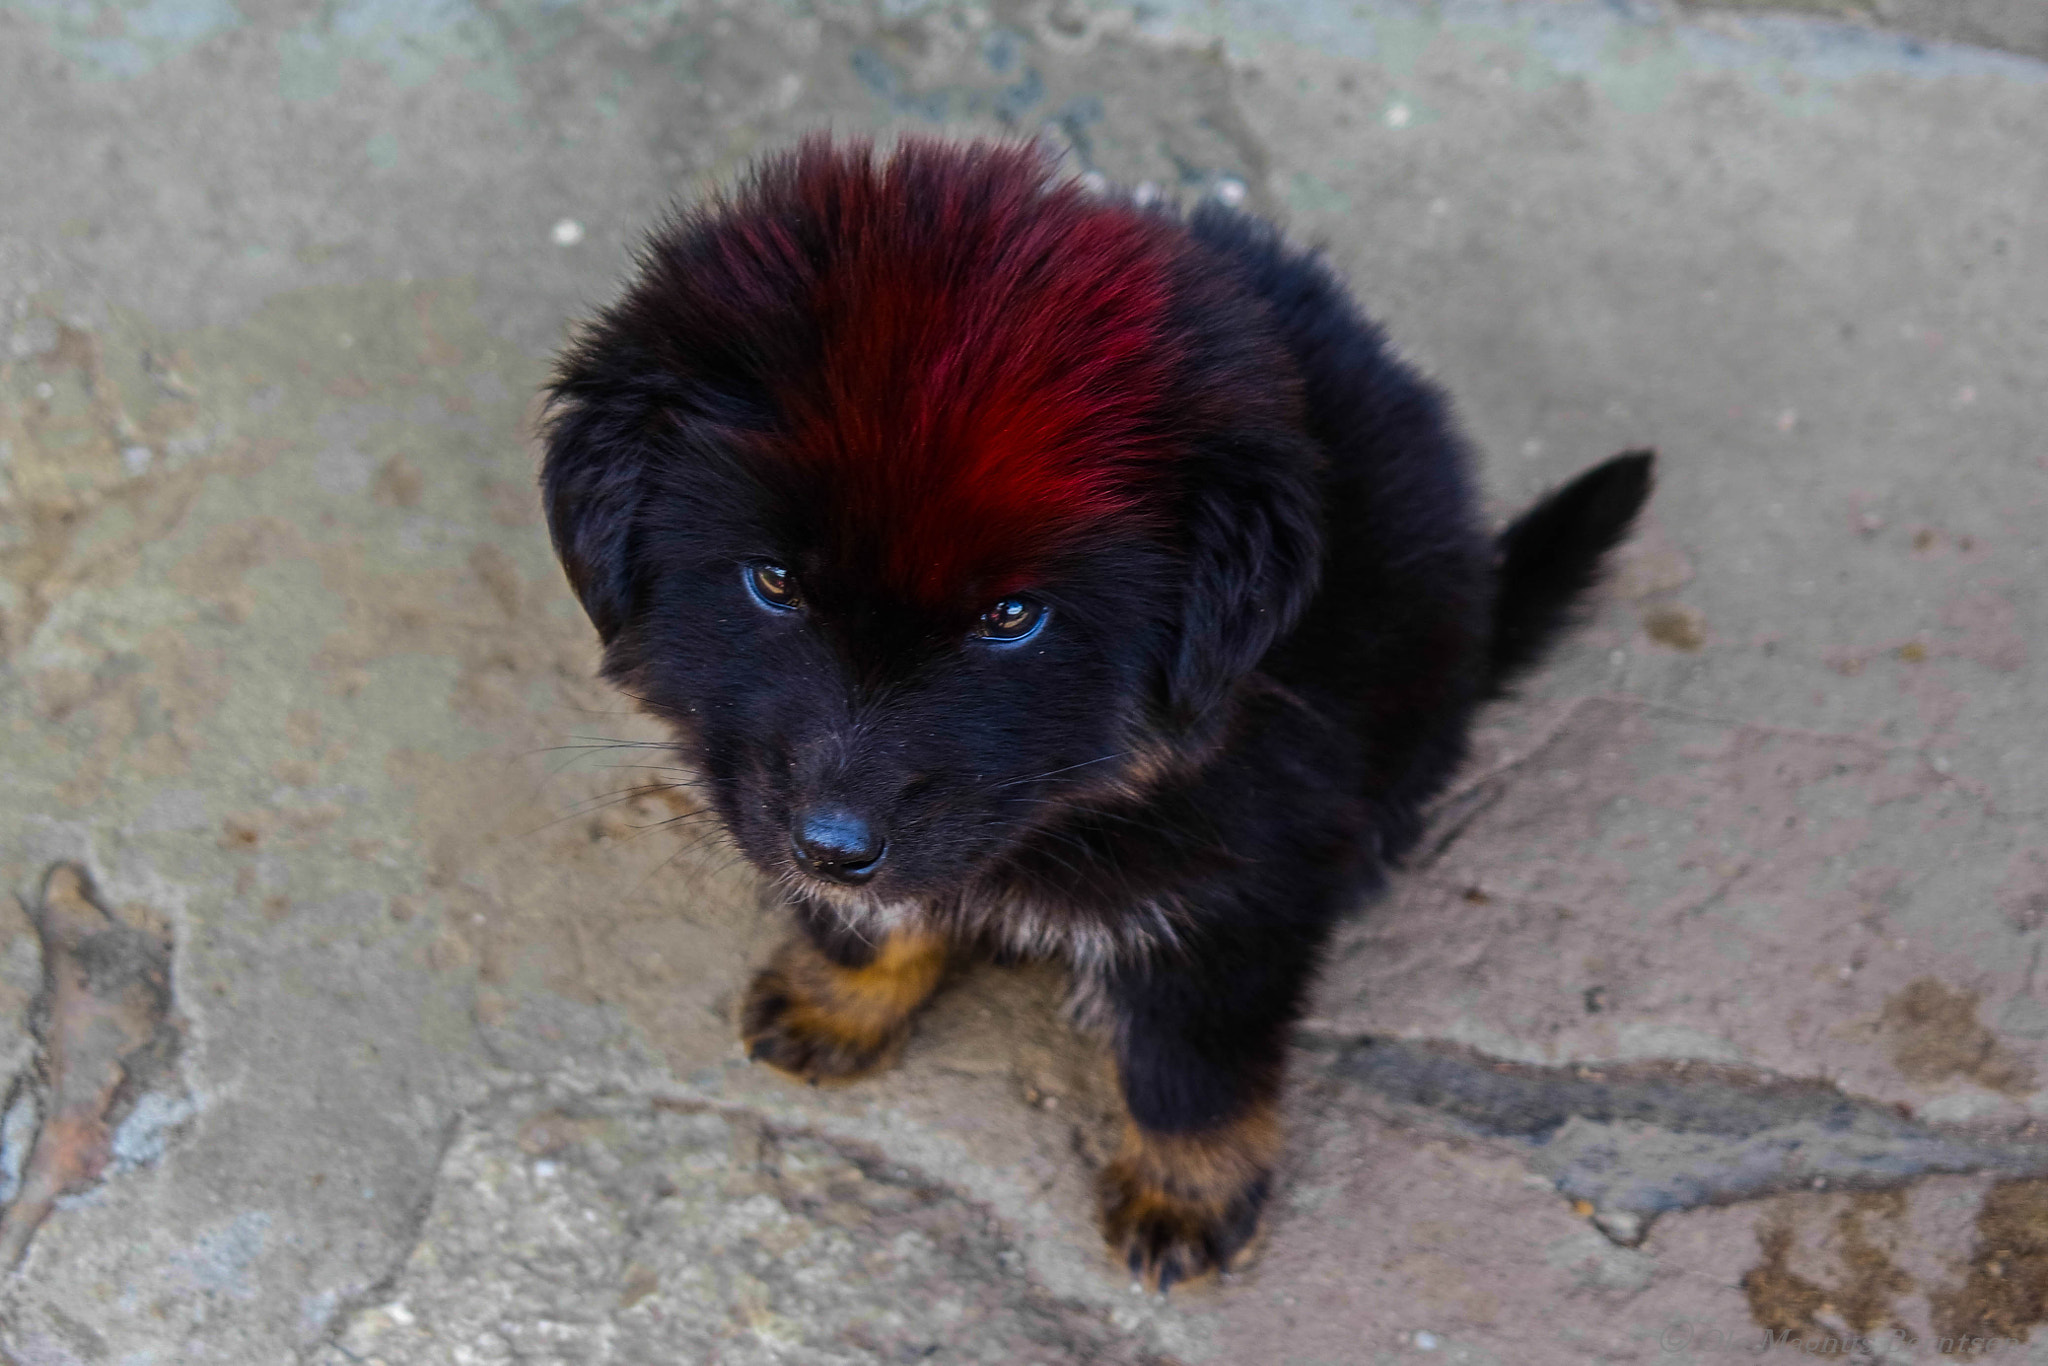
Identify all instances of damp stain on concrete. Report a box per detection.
[1642,602,1707,651]
[1741,1178,2048,1351]
[1880,978,2037,1096]
[1929,1178,2048,1345]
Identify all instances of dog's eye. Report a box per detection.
[974,597,1046,643]
[745,562,802,611]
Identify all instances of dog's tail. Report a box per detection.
[1485,449,1655,695]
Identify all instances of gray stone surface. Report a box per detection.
[308,1092,1168,1366]
[1673,0,2048,62]
[2,1,2046,1362]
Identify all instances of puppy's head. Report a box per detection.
[542,138,1320,904]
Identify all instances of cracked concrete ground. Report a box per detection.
[1,0,2045,1361]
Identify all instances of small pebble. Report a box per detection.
[122,445,153,475]
[1593,1209,1644,1243]
[1414,1329,1439,1350]
[1385,102,1412,128]
[552,218,587,247]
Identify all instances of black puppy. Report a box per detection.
[541,137,1651,1289]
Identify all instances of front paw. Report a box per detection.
[1097,1110,1279,1292]
[738,930,948,1085]
[740,961,908,1083]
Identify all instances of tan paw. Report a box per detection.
[1097,1107,1278,1292]
[738,929,947,1085]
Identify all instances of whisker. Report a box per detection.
[999,795,1177,837]
[514,782,687,838]
[984,751,1128,792]
[622,812,726,842]
[627,824,744,902]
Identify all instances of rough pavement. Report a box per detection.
[2,1,2045,1362]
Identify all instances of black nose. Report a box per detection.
[791,808,886,885]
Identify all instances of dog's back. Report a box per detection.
[1183,204,1650,857]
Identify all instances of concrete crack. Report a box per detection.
[1314,1034,2048,1247]
[300,1105,470,1366]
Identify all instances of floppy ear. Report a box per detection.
[538,385,650,645]
[1164,435,1325,725]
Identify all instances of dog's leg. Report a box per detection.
[741,914,949,1084]
[1096,933,1314,1290]
[1098,1095,1282,1292]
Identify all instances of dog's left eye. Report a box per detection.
[745,562,803,611]
[974,597,1047,643]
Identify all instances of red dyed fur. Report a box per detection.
[753,140,1187,608]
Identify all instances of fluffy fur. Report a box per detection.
[542,136,1652,1289]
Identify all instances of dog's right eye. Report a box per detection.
[745,562,802,611]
